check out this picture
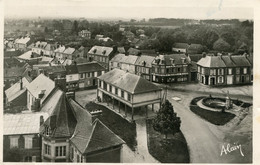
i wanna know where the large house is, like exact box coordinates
[197,54,253,86]
[88,46,116,69]
[62,47,79,60]
[14,36,31,51]
[78,30,91,39]
[30,41,56,57]
[151,54,192,83]
[135,55,156,81]
[97,69,162,121]
[110,54,138,74]
[65,65,79,91]
[54,45,66,60]
[77,62,106,89]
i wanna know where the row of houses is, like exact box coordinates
[4,74,125,162]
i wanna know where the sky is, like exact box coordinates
[4,0,254,20]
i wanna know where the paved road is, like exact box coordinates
[166,90,236,163]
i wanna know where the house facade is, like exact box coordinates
[77,62,106,89]
[65,65,79,91]
[110,54,138,74]
[135,55,156,81]
[78,30,91,39]
[197,54,253,86]
[151,54,192,83]
[14,37,31,51]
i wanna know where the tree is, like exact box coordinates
[213,38,231,52]
[153,100,181,139]
[3,147,23,162]
[72,20,79,34]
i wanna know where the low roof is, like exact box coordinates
[65,65,78,74]
[63,47,76,54]
[135,55,156,67]
[69,99,125,154]
[5,77,31,102]
[18,51,42,60]
[77,62,106,73]
[98,69,161,94]
[26,74,55,103]
[88,46,114,56]
[197,55,226,68]
[4,112,48,135]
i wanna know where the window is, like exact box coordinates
[155,67,158,73]
[81,155,84,163]
[115,88,118,95]
[243,68,247,74]
[80,73,84,79]
[103,82,107,90]
[236,68,240,74]
[236,76,240,83]
[198,66,201,72]
[177,68,181,73]
[201,68,205,74]
[183,67,187,73]
[109,85,112,92]
[10,136,18,148]
[161,68,165,74]
[70,147,74,160]
[210,69,215,75]
[77,154,80,162]
[55,146,66,157]
[44,144,51,155]
[228,68,232,75]
[99,80,101,87]
[24,136,33,149]
[45,126,50,136]
[128,93,131,101]
[218,69,224,75]
[121,90,124,98]
[166,68,169,74]
[218,76,223,83]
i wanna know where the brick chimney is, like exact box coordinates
[40,116,44,126]
[20,77,23,90]
[90,109,103,123]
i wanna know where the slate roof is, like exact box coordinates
[153,54,191,65]
[5,77,31,102]
[4,66,27,79]
[197,55,226,68]
[36,65,66,74]
[65,65,78,74]
[69,99,125,155]
[26,74,55,103]
[111,54,138,65]
[4,112,49,135]
[77,62,106,73]
[41,92,77,138]
[98,69,161,94]
[230,55,252,67]
[221,55,236,67]
[135,55,156,67]
[88,46,114,56]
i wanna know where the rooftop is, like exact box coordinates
[98,69,161,94]
[135,55,156,67]
[88,46,114,56]
[77,62,106,73]
[111,54,139,65]
[153,54,191,65]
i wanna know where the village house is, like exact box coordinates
[110,54,138,74]
[97,69,162,121]
[78,46,88,58]
[17,51,42,64]
[62,47,79,60]
[54,45,66,60]
[78,30,91,39]
[151,54,192,83]
[33,65,67,81]
[14,36,31,51]
[88,46,116,69]
[26,74,56,111]
[135,55,156,81]
[172,43,204,54]
[77,62,106,89]
[4,112,48,162]
[65,65,79,91]
[123,31,135,40]
[31,41,48,55]
[197,54,253,86]
[5,77,32,109]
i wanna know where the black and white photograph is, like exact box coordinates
[1,0,258,163]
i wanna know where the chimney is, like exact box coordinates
[38,90,45,99]
[181,57,186,64]
[40,116,44,126]
[20,77,23,90]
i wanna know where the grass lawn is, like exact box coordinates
[190,97,236,125]
[146,119,190,163]
[85,102,137,151]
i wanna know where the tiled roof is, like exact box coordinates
[111,54,139,65]
[15,37,30,44]
[221,56,236,67]
[26,74,55,103]
[135,55,156,67]
[230,55,252,67]
[5,77,31,102]
[197,55,226,68]
[77,62,106,73]
[98,69,161,94]
[4,112,48,135]
[65,65,78,74]
[63,47,76,54]
[88,46,114,56]
[41,92,77,138]
[17,51,42,60]
[153,54,191,65]
[69,99,125,154]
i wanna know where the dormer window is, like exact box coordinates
[102,50,106,55]
[45,126,50,136]
[93,49,97,54]
[181,57,186,63]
